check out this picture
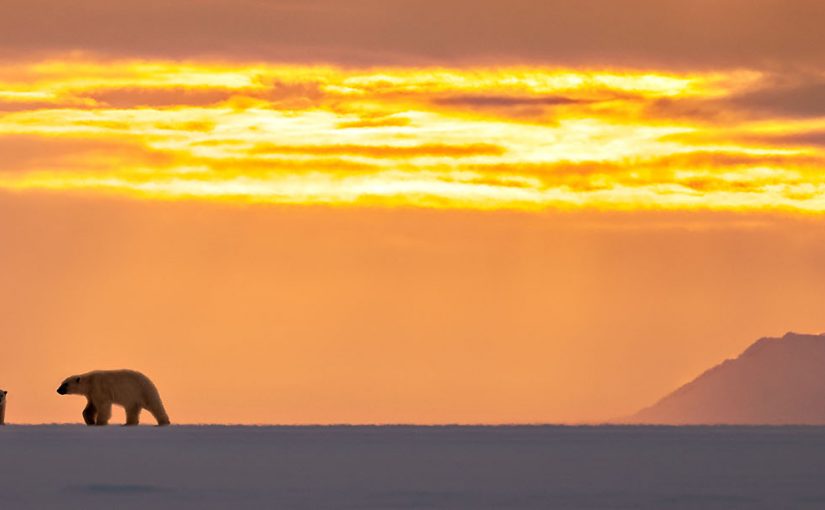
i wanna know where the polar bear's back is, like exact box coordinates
[85,370,163,408]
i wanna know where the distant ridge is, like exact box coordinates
[628,332,825,425]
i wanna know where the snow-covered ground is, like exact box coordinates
[1,425,824,509]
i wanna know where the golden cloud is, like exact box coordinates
[1,59,824,212]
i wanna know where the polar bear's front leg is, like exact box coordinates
[94,401,112,426]
[82,400,97,426]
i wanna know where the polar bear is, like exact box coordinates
[0,390,6,425]
[57,370,170,426]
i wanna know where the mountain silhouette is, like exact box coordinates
[629,332,825,424]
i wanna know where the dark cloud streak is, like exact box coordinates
[731,81,825,118]
[740,131,825,149]
[434,95,583,107]
[648,76,825,123]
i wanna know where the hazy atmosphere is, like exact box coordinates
[3,198,825,423]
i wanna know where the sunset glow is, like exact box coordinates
[4,0,825,429]
[3,59,823,211]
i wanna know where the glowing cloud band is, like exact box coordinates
[1,59,823,211]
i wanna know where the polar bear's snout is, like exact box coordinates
[56,383,68,395]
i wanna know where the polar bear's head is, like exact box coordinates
[56,375,90,395]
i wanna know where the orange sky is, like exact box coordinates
[1,0,825,423]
